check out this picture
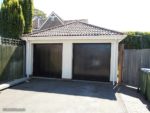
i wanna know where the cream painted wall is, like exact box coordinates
[26,41,33,78]
[110,42,119,83]
[62,42,73,79]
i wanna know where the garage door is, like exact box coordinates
[33,44,62,78]
[73,43,111,82]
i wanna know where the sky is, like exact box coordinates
[0,0,150,32]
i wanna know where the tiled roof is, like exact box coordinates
[27,21,124,37]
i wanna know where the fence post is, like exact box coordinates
[23,45,26,77]
[0,37,1,45]
[118,44,124,84]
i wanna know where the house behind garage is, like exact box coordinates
[22,12,126,84]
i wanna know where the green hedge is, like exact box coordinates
[120,32,150,49]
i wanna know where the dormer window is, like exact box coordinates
[51,15,56,21]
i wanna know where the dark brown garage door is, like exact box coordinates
[33,44,62,78]
[73,43,111,82]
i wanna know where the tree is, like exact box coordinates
[20,0,33,34]
[0,0,25,38]
[34,8,47,19]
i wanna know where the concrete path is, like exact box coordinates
[0,78,126,113]
[118,86,150,113]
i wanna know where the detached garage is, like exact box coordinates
[22,12,126,84]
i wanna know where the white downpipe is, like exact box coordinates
[110,42,118,85]
[26,42,30,78]
[114,42,118,85]
[38,18,40,29]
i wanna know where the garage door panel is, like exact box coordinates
[73,43,111,82]
[33,44,62,78]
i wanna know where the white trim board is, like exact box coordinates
[22,35,126,42]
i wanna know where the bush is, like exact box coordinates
[120,32,150,49]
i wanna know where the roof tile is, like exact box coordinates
[27,21,124,37]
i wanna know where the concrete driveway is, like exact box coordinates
[0,78,127,113]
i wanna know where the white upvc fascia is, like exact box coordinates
[28,40,115,44]
[21,35,127,42]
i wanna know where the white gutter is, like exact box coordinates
[21,35,127,41]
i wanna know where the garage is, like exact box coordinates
[73,43,111,82]
[23,20,126,84]
[33,44,62,78]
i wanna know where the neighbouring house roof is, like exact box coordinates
[27,21,124,37]
[39,11,89,31]
[32,16,46,30]
[39,12,64,30]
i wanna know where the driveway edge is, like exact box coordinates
[0,77,28,91]
[116,92,129,113]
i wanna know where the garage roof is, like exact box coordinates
[26,21,124,37]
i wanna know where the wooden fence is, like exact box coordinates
[121,49,150,86]
[0,38,26,84]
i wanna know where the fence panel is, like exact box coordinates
[122,49,150,86]
[0,38,25,84]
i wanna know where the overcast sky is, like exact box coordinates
[0,0,150,32]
